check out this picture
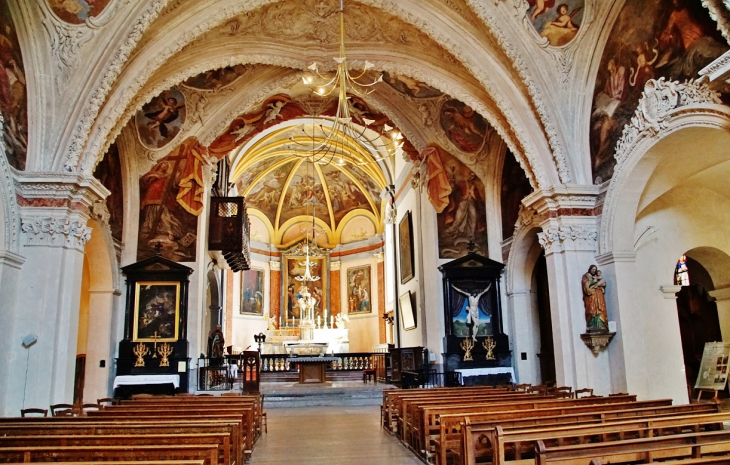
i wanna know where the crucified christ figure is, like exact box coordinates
[452,284,492,341]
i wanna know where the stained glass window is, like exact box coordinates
[675,255,690,286]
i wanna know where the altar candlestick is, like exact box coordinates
[331,316,334,327]
[317,315,321,328]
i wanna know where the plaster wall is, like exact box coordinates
[231,260,269,352]
[396,186,423,349]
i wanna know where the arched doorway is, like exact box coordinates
[74,220,116,403]
[533,252,556,384]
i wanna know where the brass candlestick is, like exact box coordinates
[149,331,161,358]
[483,337,497,360]
[158,342,173,367]
[132,342,149,367]
[460,338,474,362]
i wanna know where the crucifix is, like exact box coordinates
[149,331,162,358]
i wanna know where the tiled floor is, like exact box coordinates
[252,405,422,464]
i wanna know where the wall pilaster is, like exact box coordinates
[0,173,108,416]
[269,260,281,328]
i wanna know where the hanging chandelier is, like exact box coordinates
[287,0,404,167]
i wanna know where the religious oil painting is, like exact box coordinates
[284,255,327,322]
[590,0,727,183]
[0,1,27,171]
[136,88,187,150]
[347,265,372,315]
[381,71,443,99]
[240,268,264,315]
[440,99,489,153]
[449,282,493,339]
[528,0,584,47]
[183,64,250,91]
[399,211,414,284]
[137,146,200,262]
[93,142,124,241]
[133,281,180,342]
[437,149,488,259]
[47,0,112,25]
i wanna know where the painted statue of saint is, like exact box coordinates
[582,265,608,331]
[452,284,492,341]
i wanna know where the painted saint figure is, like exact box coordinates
[452,284,492,341]
[582,265,608,331]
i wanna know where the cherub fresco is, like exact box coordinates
[381,71,443,99]
[440,100,489,153]
[529,0,584,47]
[590,0,727,183]
[47,0,112,25]
[136,89,187,149]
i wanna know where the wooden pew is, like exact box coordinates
[534,429,730,464]
[0,444,219,465]
[86,411,254,459]
[414,395,639,455]
[455,403,721,465]
[383,387,512,432]
[0,434,232,465]
[0,462,205,465]
[0,420,243,465]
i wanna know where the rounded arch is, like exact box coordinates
[506,225,544,295]
[685,247,730,292]
[67,0,562,190]
[600,103,730,255]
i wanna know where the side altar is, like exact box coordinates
[115,253,192,395]
[439,253,513,385]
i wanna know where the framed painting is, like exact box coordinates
[400,290,416,331]
[133,281,181,342]
[283,255,327,324]
[399,211,414,284]
[241,268,265,315]
[347,265,372,315]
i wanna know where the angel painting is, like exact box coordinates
[47,0,112,25]
[529,0,584,47]
[136,89,187,149]
[440,100,488,153]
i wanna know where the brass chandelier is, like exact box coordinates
[287,0,404,167]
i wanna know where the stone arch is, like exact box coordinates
[0,115,19,254]
[62,0,562,190]
[78,219,118,402]
[600,80,730,256]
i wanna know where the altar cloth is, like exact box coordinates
[113,374,180,390]
[455,367,515,383]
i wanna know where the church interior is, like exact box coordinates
[4,0,730,462]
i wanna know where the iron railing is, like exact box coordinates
[401,370,463,389]
[197,358,234,391]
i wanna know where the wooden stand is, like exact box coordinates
[287,357,338,384]
[696,388,719,402]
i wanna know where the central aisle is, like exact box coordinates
[252,405,421,464]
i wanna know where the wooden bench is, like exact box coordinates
[534,429,730,464]
[0,433,232,465]
[454,403,721,465]
[0,420,243,465]
[0,462,204,465]
[415,395,639,455]
[0,444,219,465]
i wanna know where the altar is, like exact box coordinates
[287,357,339,384]
[263,328,349,355]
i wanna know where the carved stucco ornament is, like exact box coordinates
[20,217,92,251]
[614,78,722,165]
[580,331,615,356]
[537,225,598,255]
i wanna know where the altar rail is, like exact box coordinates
[261,352,374,372]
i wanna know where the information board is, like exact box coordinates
[695,342,730,390]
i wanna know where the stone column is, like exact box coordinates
[710,288,730,342]
[224,270,234,347]
[508,289,540,386]
[269,261,281,328]
[376,252,386,344]
[330,260,341,317]
[0,173,107,416]
[524,185,613,393]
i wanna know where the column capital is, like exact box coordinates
[330,260,341,271]
[710,287,730,302]
[660,284,683,299]
[269,260,281,271]
[523,184,600,216]
[537,219,598,255]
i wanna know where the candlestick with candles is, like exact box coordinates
[316,315,321,329]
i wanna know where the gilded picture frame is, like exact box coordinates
[133,281,181,342]
[399,211,414,284]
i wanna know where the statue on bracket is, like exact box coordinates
[451,284,492,342]
[580,265,615,355]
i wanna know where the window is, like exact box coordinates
[675,255,690,286]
